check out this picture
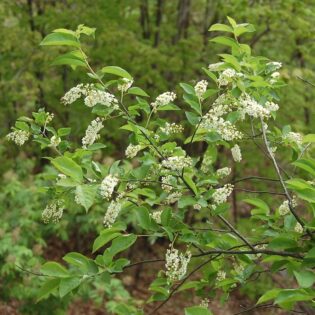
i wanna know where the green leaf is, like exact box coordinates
[274,289,315,304]
[210,36,239,51]
[257,288,281,304]
[128,87,149,97]
[40,32,80,47]
[101,66,132,80]
[209,23,233,33]
[52,50,87,68]
[243,198,269,214]
[63,252,89,268]
[75,185,97,211]
[58,128,71,137]
[234,23,256,37]
[185,306,213,315]
[93,229,122,253]
[293,270,315,288]
[59,277,81,298]
[51,156,83,183]
[86,143,106,150]
[292,158,315,177]
[105,234,137,258]
[37,279,60,302]
[136,207,155,230]
[183,174,198,196]
[41,262,69,278]
[268,237,298,250]
[180,83,195,95]
[303,134,315,143]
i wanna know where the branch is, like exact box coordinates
[218,214,255,250]
[260,117,313,239]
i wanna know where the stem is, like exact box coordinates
[217,214,255,250]
[260,117,313,238]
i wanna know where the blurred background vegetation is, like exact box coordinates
[1,0,315,314]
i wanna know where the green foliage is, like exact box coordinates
[2,1,315,314]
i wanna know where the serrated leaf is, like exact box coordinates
[41,262,69,278]
[51,156,83,183]
[294,270,315,288]
[93,229,121,253]
[101,66,132,80]
[40,32,80,47]
[75,185,97,211]
[59,277,81,298]
[209,23,233,33]
[256,288,281,304]
[128,87,149,97]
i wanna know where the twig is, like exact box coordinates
[260,117,313,239]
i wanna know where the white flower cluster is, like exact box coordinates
[117,78,133,92]
[6,130,30,146]
[283,132,303,147]
[200,114,243,141]
[50,135,61,147]
[45,112,55,124]
[84,89,118,108]
[212,184,234,206]
[217,68,242,87]
[165,191,182,204]
[233,262,244,274]
[239,94,271,119]
[151,91,176,112]
[61,84,118,109]
[165,246,191,282]
[279,197,297,216]
[216,167,231,178]
[200,298,210,308]
[161,175,175,192]
[61,83,85,105]
[201,156,213,173]
[193,204,202,210]
[151,210,162,224]
[100,174,119,200]
[231,144,242,162]
[267,61,282,70]
[162,156,192,172]
[216,270,226,282]
[160,122,184,135]
[42,200,65,224]
[265,101,279,113]
[103,201,121,227]
[125,144,141,158]
[194,80,208,99]
[294,222,303,234]
[82,117,104,149]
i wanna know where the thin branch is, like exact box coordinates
[232,176,280,184]
[218,214,255,250]
[234,188,285,195]
[260,117,313,239]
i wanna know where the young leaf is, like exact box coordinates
[40,32,80,47]
[101,66,132,80]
